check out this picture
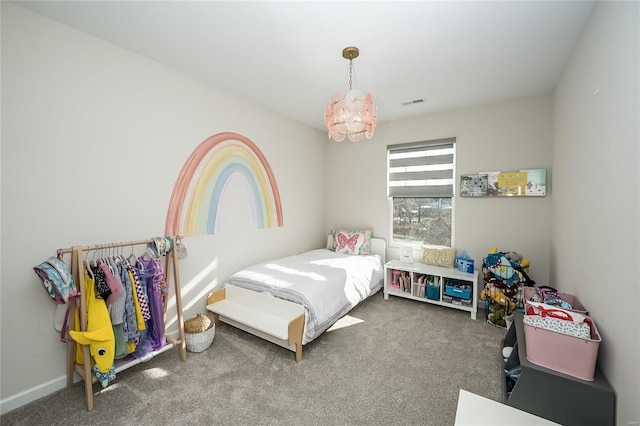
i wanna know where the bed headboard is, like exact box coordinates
[326,234,386,264]
[370,238,386,263]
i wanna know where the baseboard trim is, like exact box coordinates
[0,374,71,415]
[0,331,180,415]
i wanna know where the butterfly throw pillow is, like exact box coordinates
[333,229,372,255]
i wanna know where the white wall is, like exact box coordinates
[326,95,554,287]
[0,3,326,411]
[553,1,639,423]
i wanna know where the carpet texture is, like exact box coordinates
[1,292,505,425]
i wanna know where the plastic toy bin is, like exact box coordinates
[455,257,474,273]
[444,278,472,300]
[523,315,601,381]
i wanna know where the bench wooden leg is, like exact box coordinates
[288,314,305,363]
[207,289,226,327]
[295,343,302,363]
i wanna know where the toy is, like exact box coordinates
[69,273,115,374]
[505,251,523,263]
[484,250,534,287]
[391,270,402,288]
[483,247,536,328]
[484,252,519,286]
[481,283,516,310]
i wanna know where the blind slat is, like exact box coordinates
[389,185,454,198]
[389,153,453,168]
[387,137,456,153]
[388,169,453,182]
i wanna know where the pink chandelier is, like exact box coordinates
[324,46,377,142]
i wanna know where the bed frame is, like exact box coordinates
[205,236,386,362]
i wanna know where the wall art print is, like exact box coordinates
[460,174,488,197]
[165,132,283,237]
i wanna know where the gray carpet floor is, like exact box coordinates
[1,292,505,425]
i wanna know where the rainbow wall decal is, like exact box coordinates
[165,132,283,236]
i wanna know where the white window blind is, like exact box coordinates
[387,138,456,198]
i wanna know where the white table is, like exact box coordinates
[454,389,559,425]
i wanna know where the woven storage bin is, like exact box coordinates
[184,313,215,353]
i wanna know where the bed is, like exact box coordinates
[206,233,386,362]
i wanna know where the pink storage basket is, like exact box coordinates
[523,287,589,315]
[523,313,601,381]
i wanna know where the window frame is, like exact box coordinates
[387,138,456,249]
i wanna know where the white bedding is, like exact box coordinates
[225,248,383,344]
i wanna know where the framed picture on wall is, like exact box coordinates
[497,172,527,196]
[521,168,547,196]
[460,174,488,197]
[479,171,500,197]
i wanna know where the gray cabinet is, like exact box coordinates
[503,313,616,425]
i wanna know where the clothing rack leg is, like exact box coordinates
[161,246,186,361]
[72,247,94,411]
[66,332,75,389]
[171,249,187,361]
[67,252,80,390]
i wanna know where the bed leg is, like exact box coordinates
[288,314,305,363]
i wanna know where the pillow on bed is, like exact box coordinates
[332,229,372,255]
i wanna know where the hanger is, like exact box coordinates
[111,246,121,267]
[97,244,108,266]
[88,248,97,267]
[99,247,113,274]
[127,244,138,266]
[83,259,95,280]
[140,249,153,262]
[101,245,112,266]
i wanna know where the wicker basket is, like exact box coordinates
[184,313,215,353]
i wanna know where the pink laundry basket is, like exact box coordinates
[523,313,601,381]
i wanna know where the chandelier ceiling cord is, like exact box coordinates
[324,46,377,142]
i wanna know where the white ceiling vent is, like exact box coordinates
[401,98,425,106]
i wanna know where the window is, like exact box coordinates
[388,138,456,247]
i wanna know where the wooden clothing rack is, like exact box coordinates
[60,237,186,411]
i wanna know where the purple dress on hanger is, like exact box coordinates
[136,256,166,352]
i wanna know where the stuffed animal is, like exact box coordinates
[484,252,520,286]
[70,270,115,374]
[481,283,516,310]
[505,251,523,263]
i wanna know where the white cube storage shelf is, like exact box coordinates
[383,259,478,319]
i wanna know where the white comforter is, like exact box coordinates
[225,249,383,344]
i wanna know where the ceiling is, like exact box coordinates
[14,1,595,132]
